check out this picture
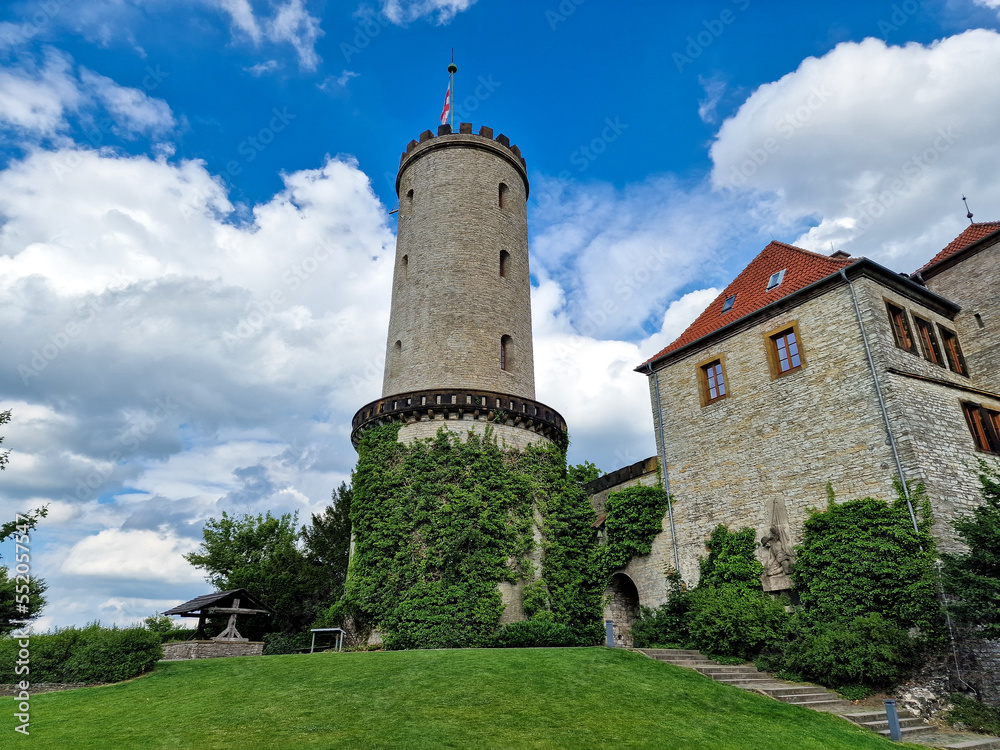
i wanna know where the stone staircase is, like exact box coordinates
[636,649,1000,749]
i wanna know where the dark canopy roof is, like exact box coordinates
[162,589,273,617]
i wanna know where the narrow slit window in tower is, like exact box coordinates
[499,250,509,278]
[500,335,512,371]
[401,254,408,278]
[391,340,402,377]
[499,183,508,208]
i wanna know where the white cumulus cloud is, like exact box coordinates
[710,30,1000,270]
[61,529,204,583]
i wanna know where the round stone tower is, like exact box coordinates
[352,123,566,450]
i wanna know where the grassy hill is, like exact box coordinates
[4,647,921,749]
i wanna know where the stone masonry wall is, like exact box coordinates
[922,238,1000,396]
[383,130,535,400]
[853,276,999,554]
[161,641,264,660]
[644,282,898,598]
[957,636,1000,704]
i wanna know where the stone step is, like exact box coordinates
[636,649,703,657]
[772,691,839,704]
[646,654,718,665]
[878,725,943,739]
[790,699,857,712]
[635,647,999,748]
[758,682,832,704]
[706,671,766,680]
[860,717,929,732]
[714,677,778,687]
[698,664,761,677]
[840,710,918,723]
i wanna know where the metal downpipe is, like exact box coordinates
[646,362,682,576]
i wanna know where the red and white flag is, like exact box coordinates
[439,85,451,125]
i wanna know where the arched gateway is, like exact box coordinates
[603,573,640,648]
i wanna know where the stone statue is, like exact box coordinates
[760,526,793,577]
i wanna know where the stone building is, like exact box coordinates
[603,228,1000,605]
[589,224,999,693]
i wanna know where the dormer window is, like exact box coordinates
[721,294,736,313]
[766,269,786,291]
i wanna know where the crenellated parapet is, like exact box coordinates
[396,123,528,198]
[351,388,567,448]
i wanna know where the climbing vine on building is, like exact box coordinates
[594,484,672,577]
[343,424,603,649]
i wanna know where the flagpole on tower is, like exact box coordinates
[448,50,457,130]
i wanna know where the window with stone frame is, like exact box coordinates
[698,358,727,405]
[766,324,804,378]
[939,325,969,376]
[962,402,1000,453]
[913,315,943,366]
[886,301,917,354]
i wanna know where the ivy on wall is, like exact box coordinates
[343,424,603,649]
[595,485,672,577]
[792,481,943,639]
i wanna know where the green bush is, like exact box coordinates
[780,614,915,690]
[698,526,764,592]
[0,624,162,683]
[263,631,313,655]
[686,585,789,661]
[62,626,163,683]
[490,619,577,648]
[942,460,1000,639]
[946,693,1000,735]
[632,574,693,649]
[793,487,943,641]
[632,530,788,660]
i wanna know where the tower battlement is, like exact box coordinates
[396,124,528,198]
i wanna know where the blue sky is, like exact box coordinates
[2,0,1000,629]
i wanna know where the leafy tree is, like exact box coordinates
[301,482,353,605]
[184,511,326,637]
[567,461,601,486]
[0,568,47,636]
[0,410,48,634]
[941,459,1000,638]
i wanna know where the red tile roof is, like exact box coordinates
[641,241,858,366]
[914,221,1000,277]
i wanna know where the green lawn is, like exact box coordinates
[3,647,921,749]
